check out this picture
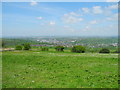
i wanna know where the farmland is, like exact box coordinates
[2,36,119,88]
[2,50,118,88]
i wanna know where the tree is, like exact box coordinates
[23,43,31,50]
[41,47,49,51]
[55,46,64,51]
[15,45,22,50]
[99,48,110,53]
[71,45,85,53]
[2,40,6,48]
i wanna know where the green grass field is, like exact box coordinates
[2,51,118,88]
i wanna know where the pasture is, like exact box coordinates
[2,51,118,88]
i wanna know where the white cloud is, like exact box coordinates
[63,26,75,32]
[100,4,118,16]
[63,14,68,17]
[63,16,76,23]
[63,26,70,28]
[63,16,83,23]
[78,18,83,21]
[93,6,103,14]
[106,0,119,2]
[64,12,81,17]
[62,12,83,23]
[69,12,81,16]
[83,20,97,31]
[83,26,91,31]
[37,17,43,20]
[30,1,38,6]
[106,13,118,21]
[85,26,90,30]
[82,8,89,13]
[104,9,113,16]
[49,21,56,25]
[90,20,97,24]
[108,4,118,9]
[81,5,117,16]
[106,17,113,21]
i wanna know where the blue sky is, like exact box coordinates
[2,2,118,37]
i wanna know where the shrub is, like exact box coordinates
[71,45,85,53]
[99,48,110,53]
[113,50,120,53]
[41,47,49,51]
[15,45,22,50]
[2,41,6,48]
[23,43,31,50]
[55,46,64,51]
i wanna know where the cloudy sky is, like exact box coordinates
[2,2,118,37]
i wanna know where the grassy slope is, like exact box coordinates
[2,51,118,88]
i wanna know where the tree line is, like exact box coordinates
[14,43,118,54]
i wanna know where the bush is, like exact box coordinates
[23,43,31,50]
[41,47,49,51]
[113,50,120,53]
[55,46,64,51]
[72,45,85,53]
[2,41,6,48]
[99,48,110,53]
[15,45,22,50]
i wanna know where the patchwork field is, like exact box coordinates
[2,51,118,88]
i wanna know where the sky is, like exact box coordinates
[2,2,118,37]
